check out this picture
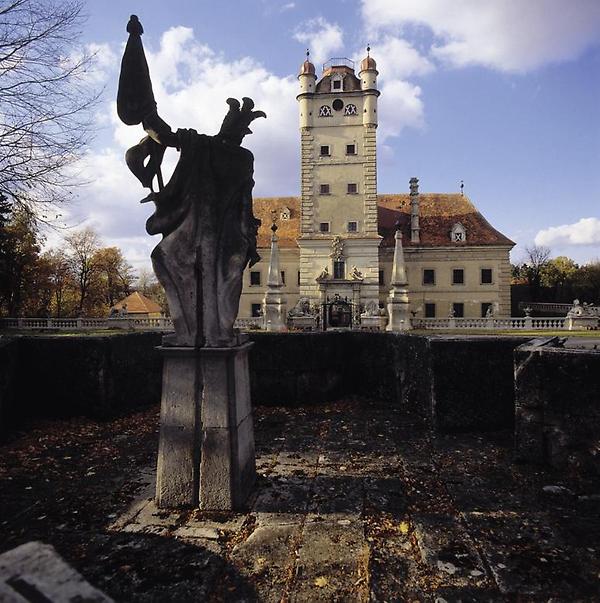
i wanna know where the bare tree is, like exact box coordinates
[0,0,98,214]
[523,245,551,300]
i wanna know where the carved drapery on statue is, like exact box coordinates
[117,15,264,347]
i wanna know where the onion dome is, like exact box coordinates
[299,49,315,75]
[360,45,377,71]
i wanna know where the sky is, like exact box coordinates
[50,0,600,272]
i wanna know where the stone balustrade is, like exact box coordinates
[0,315,585,332]
[0,317,174,330]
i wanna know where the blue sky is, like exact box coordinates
[57,0,600,271]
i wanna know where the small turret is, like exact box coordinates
[358,46,379,127]
[358,45,378,91]
[298,49,316,94]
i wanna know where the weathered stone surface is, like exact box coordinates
[155,347,201,508]
[515,340,600,470]
[199,343,256,511]
[429,336,530,432]
[0,541,113,602]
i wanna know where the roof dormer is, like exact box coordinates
[451,222,467,243]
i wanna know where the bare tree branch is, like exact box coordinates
[0,0,99,217]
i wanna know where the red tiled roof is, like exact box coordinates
[377,194,515,247]
[252,194,514,249]
[112,291,162,314]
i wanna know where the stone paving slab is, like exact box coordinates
[108,399,600,601]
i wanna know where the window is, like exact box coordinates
[344,104,358,116]
[453,303,464,318]
[346,144,356,155]
[481,302,493,317]
[347,221,358,232]
[425,303,436,318]
[251,303,262,318]
[319,105,332,117]
[423,269,435,285]
[454,231,464,242]
[333,260,345,279]
[378,270,384,286]
[332,80,342,91]
[319,222,330,233]
[319,183,330,195]
[452,269,464,285]
[320,145,330,156]
[280,271,285,285]
[332,98,344,110]
[481,268,493,284]
[297,271,301,286]
[347,183,358,194]
[250,271,261,286]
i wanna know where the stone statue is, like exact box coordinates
[330,235,344,260]
[289,297,312,317]
[117,15,265,348]
[349,265,363,280]
[485,305,493,318]
[362,300,380,317]
[316,266,329,280]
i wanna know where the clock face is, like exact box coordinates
[332,98,344,111]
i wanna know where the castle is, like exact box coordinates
[239,51,514,323]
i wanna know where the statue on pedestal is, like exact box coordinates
[117,15,264,510]
[117,15,265,348]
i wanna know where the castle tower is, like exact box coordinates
[296,48,381,311]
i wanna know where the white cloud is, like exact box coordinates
[535,217,600,247]
[55,25,299,273]
[378,79,425,142]
[362,0,600,72]
[369,36,434,80]
[293,17,344,66]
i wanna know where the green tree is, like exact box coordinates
[541,256,579,302]
[0,206,42,316]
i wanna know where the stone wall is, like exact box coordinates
[514,339,600,472]
[0,339,19,436]
[428,336,531,432]
[1,332,163,434]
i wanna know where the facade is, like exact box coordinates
[239,52,514,321]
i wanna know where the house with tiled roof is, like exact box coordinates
[111,291,163,318]
[239,52,514,321]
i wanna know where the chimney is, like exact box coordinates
[409,177,420,243]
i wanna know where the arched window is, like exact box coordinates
[319,105,332,117]
[344,104,358,116]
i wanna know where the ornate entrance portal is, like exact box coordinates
[322,294,355,329]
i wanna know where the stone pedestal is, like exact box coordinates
[386,290,411,331]
[155,342,256,511]
[199,342,256,510]
[263,291,287,332]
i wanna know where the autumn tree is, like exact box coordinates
[64,227,101,315]
[0,0,98,214]
[94,246,134,309]
[40,248,74,317]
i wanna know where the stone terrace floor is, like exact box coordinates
[1,398,600,601]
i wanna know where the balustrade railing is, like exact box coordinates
[411,317,566,330]
[0,315,575,332]
[0,317,174,331]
